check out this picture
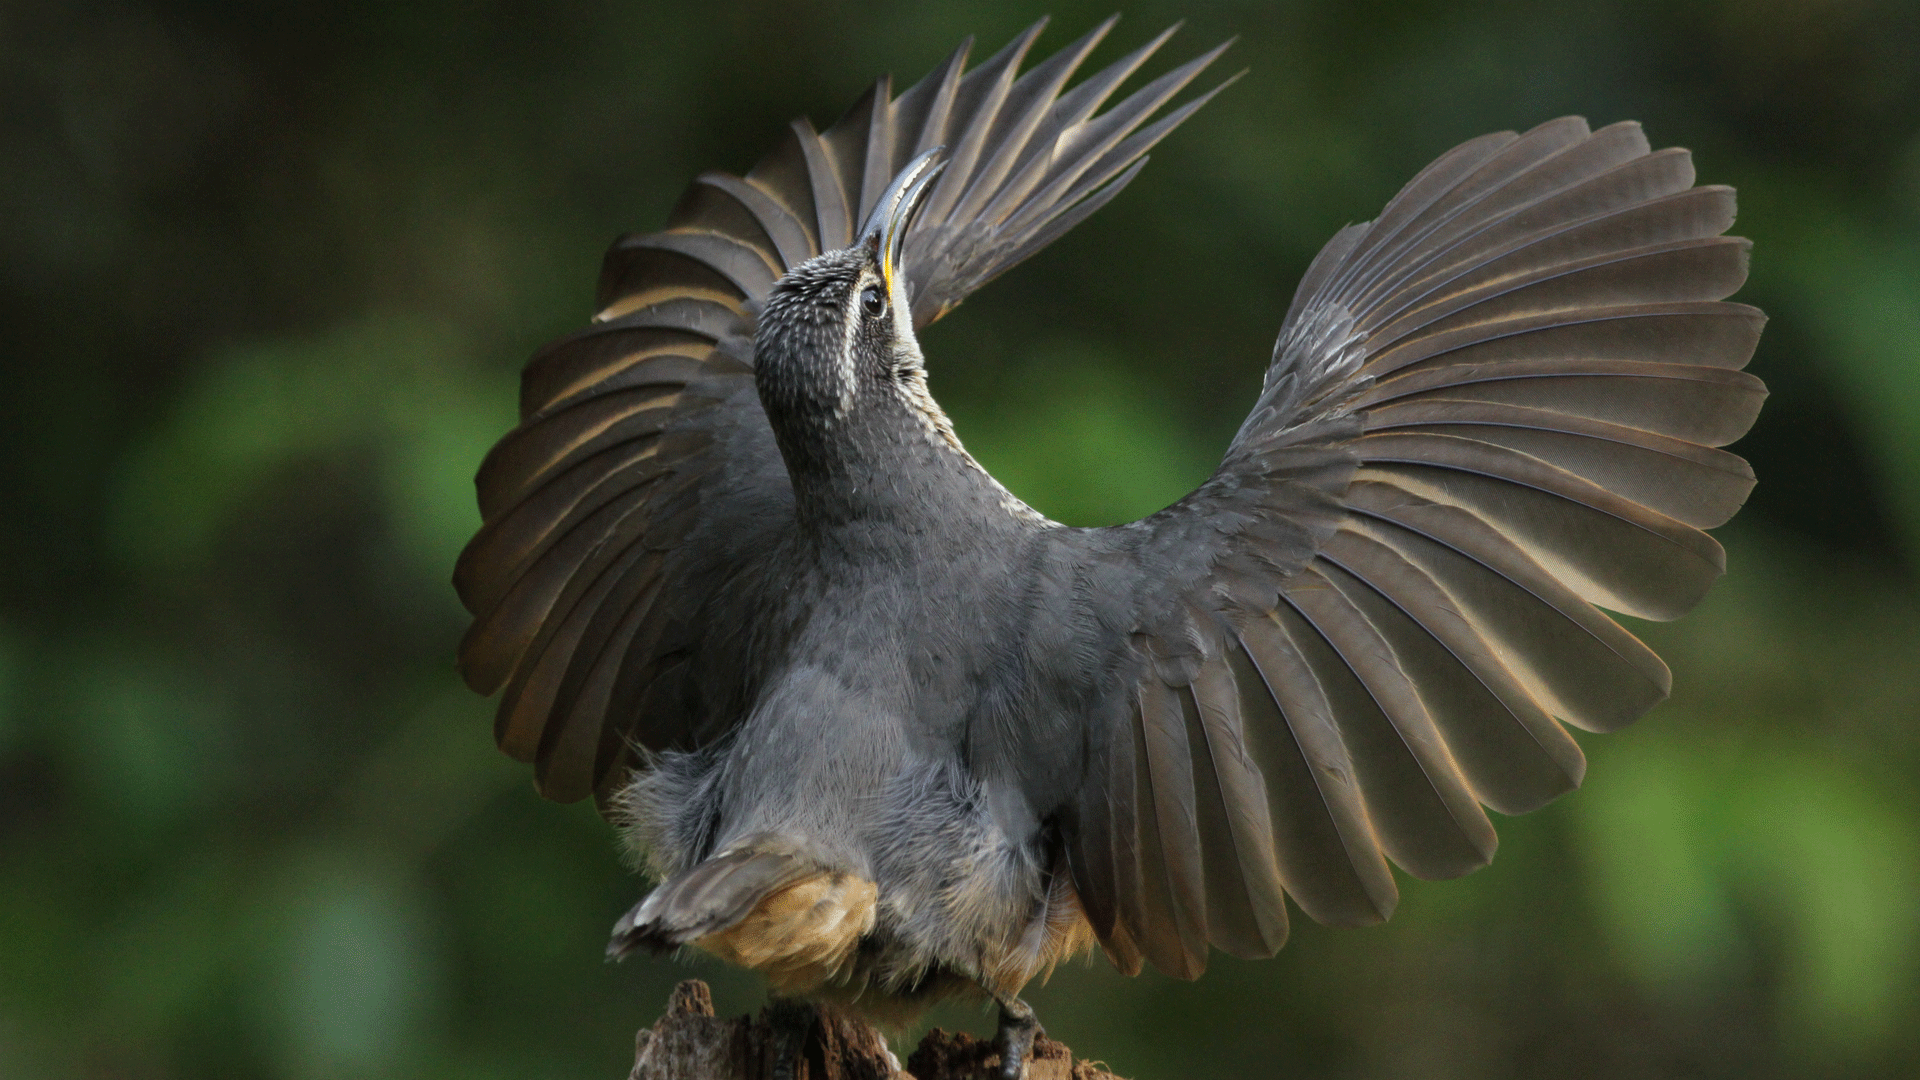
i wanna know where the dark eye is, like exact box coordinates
[860,285,886,318]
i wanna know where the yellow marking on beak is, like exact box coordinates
[861,147,947,301]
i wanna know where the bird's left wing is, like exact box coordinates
[1051,117,1766,978]
[454,20,1229,803]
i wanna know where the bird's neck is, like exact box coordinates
[768,378,1047,536]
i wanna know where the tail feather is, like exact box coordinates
[607,847,812,959]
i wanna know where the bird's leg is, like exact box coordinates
[765,998,817,1080]
[992,997,1042,1080]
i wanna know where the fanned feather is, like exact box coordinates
[1078,116,1763,976]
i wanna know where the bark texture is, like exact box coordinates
[628,981,1124,1080]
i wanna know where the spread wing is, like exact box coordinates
[452,19,1232,803]
[1058,117,1767,978]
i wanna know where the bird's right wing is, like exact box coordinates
[1055,117,1767,979]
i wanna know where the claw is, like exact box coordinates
[993,998,1042,1080]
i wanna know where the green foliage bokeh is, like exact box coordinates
[4,2,1919,1077]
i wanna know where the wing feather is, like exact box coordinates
[681,173,818,269]
[1058,117,1764,976]
[928,19,1116,231]
[1341,122,1661,313]
[1355,433,1727,620]
[1365,399,1756,528]
[1279,571,1497,880]
[1331,118,1595,310]
[905,25,1035,231]
[1362,357,1767,447]
[1098,693,1148,975]
[790,117,856,251]
[1137,677,1209,978]
[1314,526,1587,814]
[1342,482,1671,730]
[821,78,894,226]
[1186,660,1290,958]
[891,38,967,165]
[1231,612,1397,927]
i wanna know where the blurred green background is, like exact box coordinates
[4,1,1919,1077]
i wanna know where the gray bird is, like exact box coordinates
[454,18,1765,1078]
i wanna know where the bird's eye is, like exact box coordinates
[860,285,886,318]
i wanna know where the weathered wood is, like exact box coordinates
[628,981,1125,1080]
[906,1027,1124,1080]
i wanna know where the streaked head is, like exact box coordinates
[753,150,946,437]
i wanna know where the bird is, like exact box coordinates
[453,17,1766,1079]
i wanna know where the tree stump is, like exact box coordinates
[628,980,1125,1080]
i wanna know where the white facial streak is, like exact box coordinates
[828,270,871,422]
[881,268,1058,527]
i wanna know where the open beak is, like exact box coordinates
[860,147,947,302]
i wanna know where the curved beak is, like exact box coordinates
[860,147,947,300]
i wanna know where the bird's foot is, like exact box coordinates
[766,998,817,1080]
[993,998,1042,1080]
